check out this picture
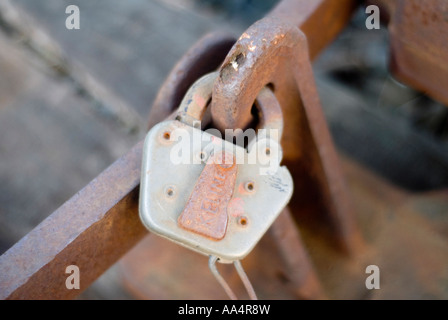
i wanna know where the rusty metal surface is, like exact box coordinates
[0,141,147,300]
[268,207,326,299]
[121,207,329,300]
[387,0,448,107]
[368,0,448,107]
[0,0,362,300]
[210,16,363,255]
[255,87,284,139]
[120,232,297,300]
[10,0,448,300]
[1,0,447,299]
[0,29,238,300]
[178,151,237,240]
[120,157,448,299]
[122,0,366,300]
[269,0,358,59]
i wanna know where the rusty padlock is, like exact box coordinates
[139,72,293,264]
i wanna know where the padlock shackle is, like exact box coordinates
[176,72,283,141]
[255,87,284,141]
[176,72,216,128]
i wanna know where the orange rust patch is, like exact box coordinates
[178,151,237,240]
[227,197,245,218]
[192,93,207,109]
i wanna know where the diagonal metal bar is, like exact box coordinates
[269,0,358,59]
[270,207,327,299]
[0,141,147,300]
[0,0,359,299]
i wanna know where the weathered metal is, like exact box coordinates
[269,0,358,59]
[387,0,448,107]
[268,207,327,299]
[139,71,294,263]
[178,151,238,240]
[0,0,361,300]
[211,16,364,255]
[120,158,448,299]
[0,141,147,299]
[365,0,448,107]
[7,0,448,300]
[123,0,363,299]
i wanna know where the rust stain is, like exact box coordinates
[192,92,207,109]
[178,151,237,240]
[227,197,245,218]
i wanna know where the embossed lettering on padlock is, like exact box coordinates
[139,72,293,262]
[178,151,237,240]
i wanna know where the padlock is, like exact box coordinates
[139,72,293,263]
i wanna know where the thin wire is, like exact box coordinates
[208,256,258,300]
[234,260,258,300]
[208,256,237,300]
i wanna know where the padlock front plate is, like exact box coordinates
[177,150,238,240]
[139,120,293,262]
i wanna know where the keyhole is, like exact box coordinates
[245,181,255,192]
[165,186,175,198]
[238,216,249,227]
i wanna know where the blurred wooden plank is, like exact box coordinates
[0,140,147,300]
[0,0,240,127]
[317,76,448,190]
[0,31,139,254]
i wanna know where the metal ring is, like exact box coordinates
[176,72,283,141]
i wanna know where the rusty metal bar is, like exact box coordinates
[366,0,448,107]
[0,0,360,299]
[0,141,147,299]
[0,29,238,300]
[388,0,448,107]
[210,0,358,132]
[269,0,358,59]
[210,16,363,254]
[269,207,326,299]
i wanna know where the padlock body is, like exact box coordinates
[139,120,293,262]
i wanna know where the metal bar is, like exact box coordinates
[269,0,358,59]
[210,16,363,254]
[388,0,448,107]
[0,0,360,299]
[366,0,448,107]
[0,30,238,300]
[0,141,147,300]
[211,0,358,132]
[269,207,326,300]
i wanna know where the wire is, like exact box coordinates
[209,256,237,300]
[234,260,258,300]
[208,255,258,300]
